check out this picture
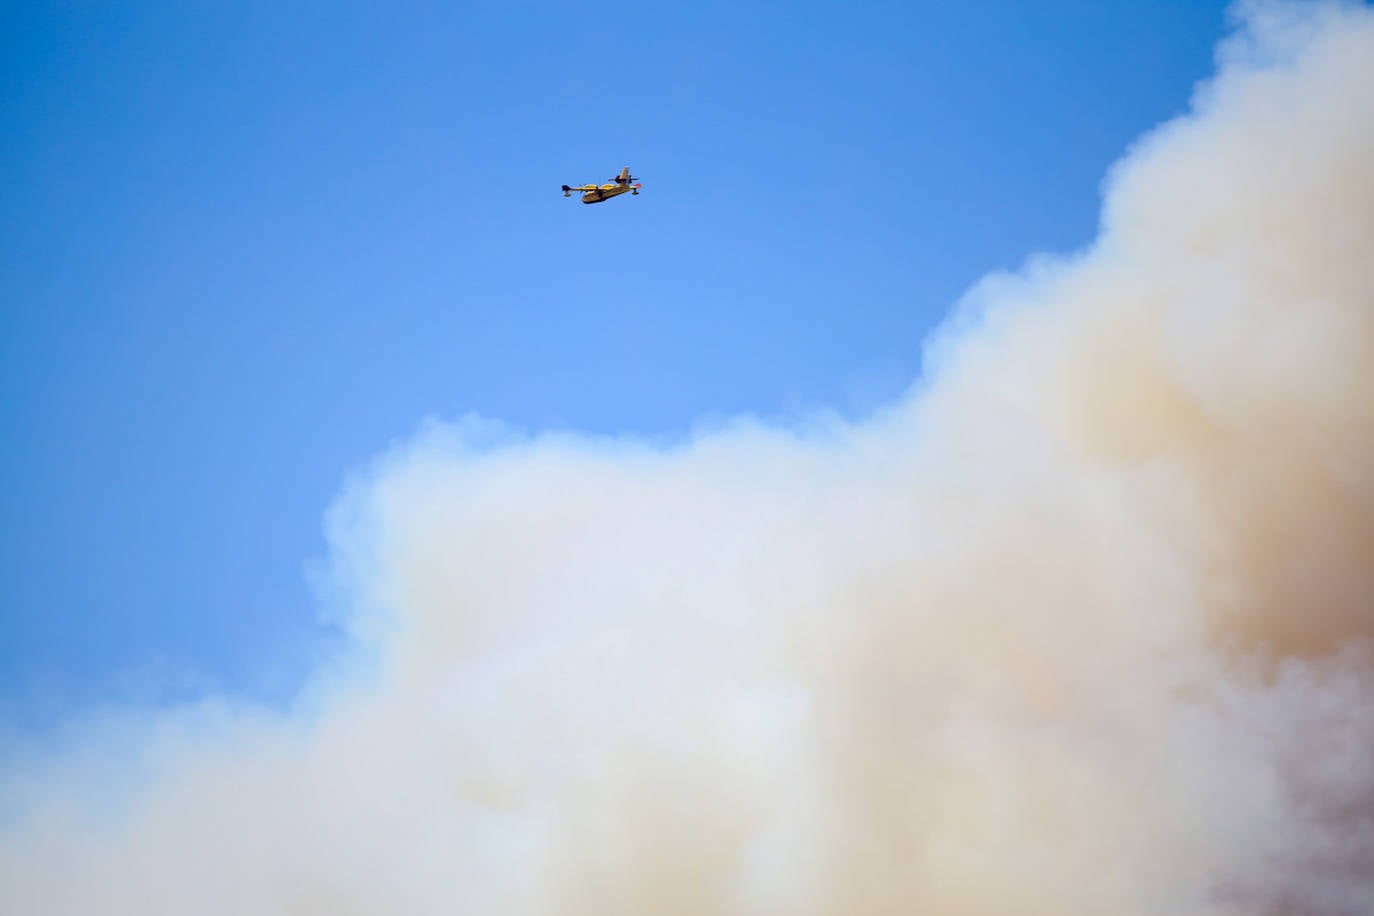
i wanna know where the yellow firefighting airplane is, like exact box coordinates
[562,167,642,204]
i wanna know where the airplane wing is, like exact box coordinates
[562,184,601,191]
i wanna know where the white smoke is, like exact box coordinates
[3,2,1373,913]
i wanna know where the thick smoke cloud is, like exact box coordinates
[4,2,1373,913]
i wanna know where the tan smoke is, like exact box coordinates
[3,2,1373,913]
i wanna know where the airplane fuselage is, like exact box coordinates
[580,184,636,204]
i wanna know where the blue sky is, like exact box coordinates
[2,0,1232,721]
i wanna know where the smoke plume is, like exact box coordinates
[4,2,1373,913]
